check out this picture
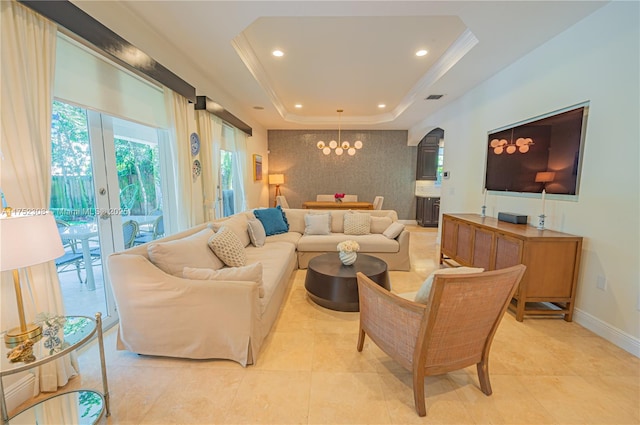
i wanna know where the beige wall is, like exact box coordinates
[410,2,639,354]
[267,130,417,219]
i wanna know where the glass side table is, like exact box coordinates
[0,313,110,424]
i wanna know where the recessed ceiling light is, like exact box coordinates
[294,104,302,109]
[415,49,428,57]
[378,104,386,109]
[272,50,284,57]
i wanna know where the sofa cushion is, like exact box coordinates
[304,212,332,235]
[210,213,251,247]
[265,231,302,245]
[245,242,296,313]
[207,226,247,267]
[370,215,393,234]
[147,228,224,276]
[282,208,306,234]
[254,206,289,236]
[414,267,485,304]
[183,262,264,297]
[383,221,405,239]
[247,218,266,247]
[297,233,399,253]
[344,212,371,235]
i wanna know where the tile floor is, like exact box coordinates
[17,226,640,424]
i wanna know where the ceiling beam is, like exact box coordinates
[19,0,196,103]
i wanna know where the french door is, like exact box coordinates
[51,100,168,329]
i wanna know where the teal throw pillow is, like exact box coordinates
[254,206,289,236]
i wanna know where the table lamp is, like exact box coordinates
[268,174,284,207]
[0,212,64,344]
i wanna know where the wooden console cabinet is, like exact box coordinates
[440,213,582,322]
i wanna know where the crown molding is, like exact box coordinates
[233,27,477,126]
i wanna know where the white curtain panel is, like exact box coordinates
[234,128,249,212]
[195,111,222,221]
[0,0,78,394]
[163,87,196,231]
[225,126,248,213]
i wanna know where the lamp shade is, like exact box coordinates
[268,174,284,185]
[0,213,64,271]
[535,171,556,183]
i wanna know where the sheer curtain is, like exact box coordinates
[196,111,222,221]
[234,128,250,212]
[0,0,78,394]
[164,88,197,230]
[224,125,248,213]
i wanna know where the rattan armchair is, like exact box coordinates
[356,264,526,416]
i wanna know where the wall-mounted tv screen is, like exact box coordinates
[485,103,588,196]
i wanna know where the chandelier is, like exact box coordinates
[490,129,534,154]
[317,109,363,156]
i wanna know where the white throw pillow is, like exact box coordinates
[414,267,485,304]
[183,262,264,297]
[344,212,371,235]
[304,213,331,235]
[207,226,247,267]
[147,228,224,276]
[383,221,404,239]
[247,218,266,247]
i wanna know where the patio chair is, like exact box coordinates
[356,264,526,416]
[55,219,84,282]
[122,220,139,249]
[134,215,164,245]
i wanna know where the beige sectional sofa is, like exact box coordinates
[107,208,409,366]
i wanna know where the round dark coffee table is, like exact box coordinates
[305,253,390,312]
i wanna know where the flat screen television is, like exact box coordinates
[484,102,589,196]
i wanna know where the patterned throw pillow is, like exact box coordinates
[207,226,247,267]
[344,213,371,235]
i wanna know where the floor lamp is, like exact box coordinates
[0,211,64,345]
[269,174,284,207]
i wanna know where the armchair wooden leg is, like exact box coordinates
[357,328,366,352]
[413,369,427,417]
[477,360,493,395]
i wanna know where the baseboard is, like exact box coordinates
[574,308,640,358]
[4,373,35,413]
[400,220,418,225]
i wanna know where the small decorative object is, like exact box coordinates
[7,339,36,363]
[337,240,360,265]
[190,132,201,156]
[192,159,202,178]
[537,188,547,230]
[334,193,345,203]
[37,313,69,355]
[481,188,487,218]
